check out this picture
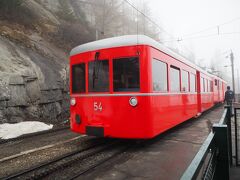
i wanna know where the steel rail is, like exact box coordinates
[69,145,130,180]
[3,140,119,180]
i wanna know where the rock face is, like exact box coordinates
[0,0,95,123]
[0,36,69,123]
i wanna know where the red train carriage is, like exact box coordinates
[69,35,226,139]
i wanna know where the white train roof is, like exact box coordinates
[70,35,224,81]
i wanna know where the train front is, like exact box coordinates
[69,42,151,139]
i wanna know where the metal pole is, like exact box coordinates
[213,124,230,180]
[226,106,233,166]
[234,108,239,166]
[230,51,236,101]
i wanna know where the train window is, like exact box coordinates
[210,81,213,92]
[219,81,222,91]
[152,59,168,92]
[170,66,180,92]
[88,60,109,92]
[215,79,218,86]
[207,80,209,92]
[208,80,211,92]
[201,77,204,92]
[181,70,189,92]
[205,79,208,92]
[72,63,85,93]
[113,57,139,92]
[190,73,196,92]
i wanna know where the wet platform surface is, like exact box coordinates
[82,105,225,180]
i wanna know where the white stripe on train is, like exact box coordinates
[71,92,215,97]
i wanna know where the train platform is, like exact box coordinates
[81,105,226,180]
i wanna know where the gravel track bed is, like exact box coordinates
[0,135,102,178]
[2,138,119,179]
[0,128,76,159]
[46,143,129,180]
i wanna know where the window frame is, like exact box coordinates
[170,65,181,92]
[189,73,196,92]
[71,63,86,94]
[152,58,168,92]
[181,69,189,92]
[210,80,213,92]
[112,56,140,92]
[205,79,208,92]
[88,59,110,93]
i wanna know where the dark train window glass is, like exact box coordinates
[152,59,167,92]
[207,80,210,92]
[210,81,213,92]
[215,79,218,86]
[170,66,180,92]
[72,64,85,93]
[207,80,209,92]
[181,70,189,92]
[113,57,139,92]
[88,60,109,92]
[190,73,196,92]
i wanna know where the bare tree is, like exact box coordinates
[79,0,165,41]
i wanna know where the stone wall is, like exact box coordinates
[0,35,69,123]
[0,0,97,124]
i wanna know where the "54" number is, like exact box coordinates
[94,102,102,111]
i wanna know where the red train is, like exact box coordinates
[69,35,226,139]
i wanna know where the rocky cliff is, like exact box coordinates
[0,0,95,123]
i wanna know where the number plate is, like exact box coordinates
[94,102,102,111]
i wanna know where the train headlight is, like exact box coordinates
[129,97,138,107]
[70,97,76,106]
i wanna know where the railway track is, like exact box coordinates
[0,136,84,164]
[3,139,130,180]
[0,126,69,145]
[68,145,129,180]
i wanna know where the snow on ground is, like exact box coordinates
[0,121,53,139]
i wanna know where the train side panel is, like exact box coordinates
[199,72,214,112]
[148,47,198,136]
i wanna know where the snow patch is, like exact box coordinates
[0,121,53,139]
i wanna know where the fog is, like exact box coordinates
[147,0,240,92]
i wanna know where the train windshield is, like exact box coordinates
[113,57,140,92]
[88,60,109,92]
[72,63,86,93]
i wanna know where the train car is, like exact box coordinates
[69,35,226,139]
